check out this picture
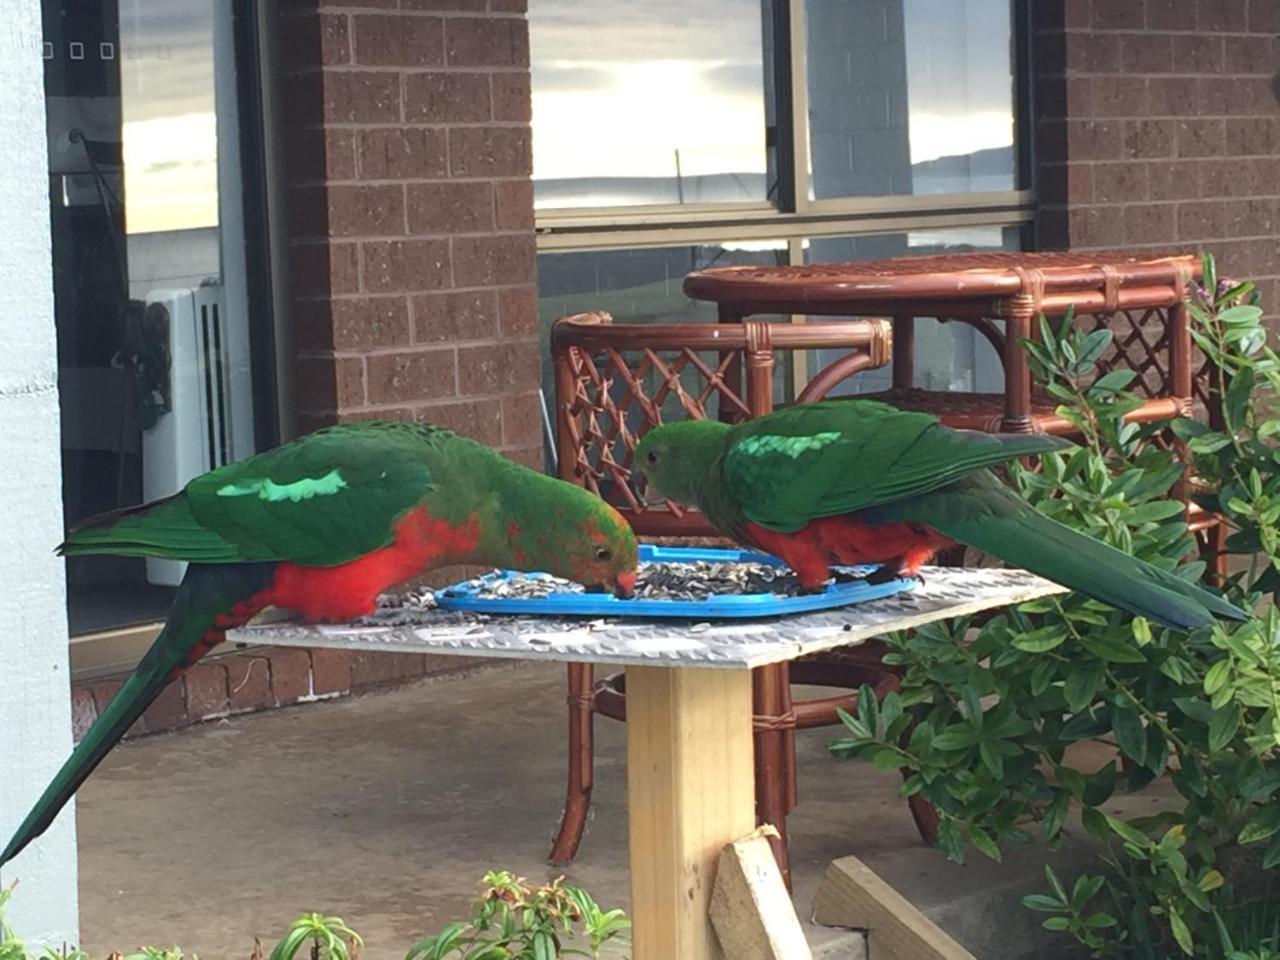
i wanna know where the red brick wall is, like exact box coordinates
[277,0,542,467]
[1033,0,1280,312]
[70,646,498,742]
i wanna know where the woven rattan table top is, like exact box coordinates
[684,250,1202,307]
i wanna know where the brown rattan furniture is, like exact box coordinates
[548,311,940,887]
[547,251,1228,884]
[683,250,1226,566]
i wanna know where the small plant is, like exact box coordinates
[0,884,95,960]
[405,871,630,960]
[268,914,362,960]
[1,869,623,960]
[1,884,24,960]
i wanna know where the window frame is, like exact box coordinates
[66,0,279,670]
[533,0,1035,251]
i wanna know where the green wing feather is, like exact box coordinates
[60,422,451,567]
[869,472,1247,631]
[720,400,1069,532]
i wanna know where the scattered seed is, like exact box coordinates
[462,560,829,602]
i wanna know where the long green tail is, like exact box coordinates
[0,562,275,870]
[875,472,1247,632]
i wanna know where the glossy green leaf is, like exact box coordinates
[1013,626,1067,653]
[969,825,1002,862]
[1111,704,1147,766]
[1078,634,1147,664]
[1169,908,1194,956]
[1064,667,1102,712]
[1237,804,1280,845]
[1208,703,1241,752]
[1021,894,1064,913]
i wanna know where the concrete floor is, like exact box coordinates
[68,660,1166,959]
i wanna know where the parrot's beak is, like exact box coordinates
[631,469,660,506]
[613,569,637,599]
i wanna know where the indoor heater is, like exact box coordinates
[141,283,254,586]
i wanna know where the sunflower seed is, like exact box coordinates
[455,560,828,602]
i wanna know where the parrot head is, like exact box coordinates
[632,420,731,510]
[542,492,639,598]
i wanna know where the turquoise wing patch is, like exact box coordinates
[735,432,842,460]
[216,468,349,503]
[185,424,440,566]
[718,400,1068,532]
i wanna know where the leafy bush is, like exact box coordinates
[829,254,1280,958]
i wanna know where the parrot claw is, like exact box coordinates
[863,565,916,586]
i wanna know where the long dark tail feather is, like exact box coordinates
[881,474,1247,633]
[57,494,242,562]
[63,492,184,538]
[0,562,275,871]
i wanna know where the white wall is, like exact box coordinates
[0,0,81,945]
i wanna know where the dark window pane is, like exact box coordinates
[806,0,1015,199]
[529,0,770,209]
[537,243,789,469]
[805,225,1021,395]
[46,0,260,633]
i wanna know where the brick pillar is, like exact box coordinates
[1033,0,1280,314]
[276,0,542,467]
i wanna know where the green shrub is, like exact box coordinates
[829,254,1280,958]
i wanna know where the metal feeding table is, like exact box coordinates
[230,567,1064,960]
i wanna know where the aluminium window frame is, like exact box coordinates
[68,0,280,676]
[533,0,1035,252]
[533,0,1035,396]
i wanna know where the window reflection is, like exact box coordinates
[805,225,1021,395]
[45,0,257,634]
[537,242,789,467]
[528,0,771,209]
[806,0,1015,199]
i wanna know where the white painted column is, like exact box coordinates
[0,0,81,946]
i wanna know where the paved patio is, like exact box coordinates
[69,660,1166,959]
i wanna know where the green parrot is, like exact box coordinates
[1,420,637,870]
[632,400,1245,631]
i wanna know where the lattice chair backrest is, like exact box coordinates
[551,311,892,537]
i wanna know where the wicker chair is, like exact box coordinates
[547,311,939,887]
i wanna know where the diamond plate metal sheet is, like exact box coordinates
[228,567,1065,670]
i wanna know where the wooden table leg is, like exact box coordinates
[625,666,755,960]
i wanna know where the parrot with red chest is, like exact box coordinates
[1,420,637,869]
[632,399,1245,631]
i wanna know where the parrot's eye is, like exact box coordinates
[646,450,658,464]
[595,547,611,561]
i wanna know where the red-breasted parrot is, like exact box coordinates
[1,420,637,869]
[632,400,1245,631]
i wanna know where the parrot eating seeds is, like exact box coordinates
[632,400,1245,633]
[1,420,637,870]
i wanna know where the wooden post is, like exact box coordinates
[626,666,756,960]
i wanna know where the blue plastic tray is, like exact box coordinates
[434,544,917,620]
